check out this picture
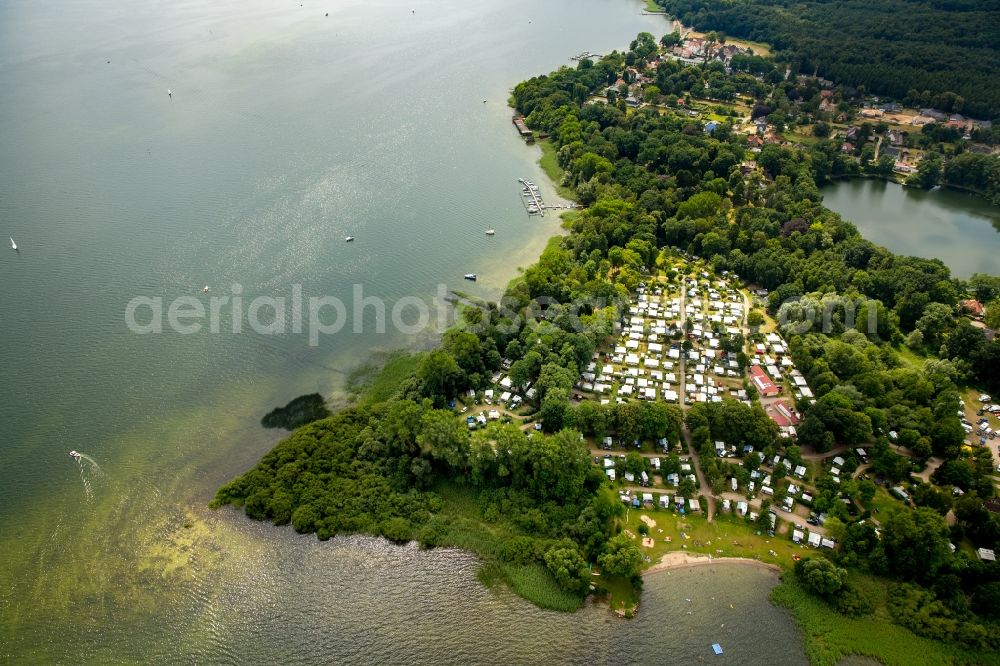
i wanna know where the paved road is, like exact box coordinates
[913,456,944,483]
[800,444,856,461]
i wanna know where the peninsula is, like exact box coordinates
[215,28,1000,665]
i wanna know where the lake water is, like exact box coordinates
[0,0,809,660]
[820,178,1000,278]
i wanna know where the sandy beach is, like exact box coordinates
[643,551,782,576]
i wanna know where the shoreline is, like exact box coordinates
[643,550,782,576]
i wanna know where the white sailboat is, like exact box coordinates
[9,236,17,251]
[485,229,495,236]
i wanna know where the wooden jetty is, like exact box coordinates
[512,116,534,142]
[519,178,544,217]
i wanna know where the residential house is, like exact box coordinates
[962,299,985,319]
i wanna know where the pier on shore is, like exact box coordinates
[519,178,544,217]
[512,116,534,142]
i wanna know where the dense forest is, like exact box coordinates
[656,0,1000,120]
[213,398,641,608]
[216,33,1000,649]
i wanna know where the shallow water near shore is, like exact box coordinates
[23,519,807,664]
[0,0,813,660]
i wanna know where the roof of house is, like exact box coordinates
[962,299,985,316]
[768,400,799,427]
[750,364,779,396]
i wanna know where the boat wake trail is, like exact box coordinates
[69,451,104,501]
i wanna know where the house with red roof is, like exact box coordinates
[962,299,984,319]
[750,364,779,397]
[767,400,800,427]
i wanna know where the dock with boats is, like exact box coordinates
[570,50,602,61]
[518,178,583,217]
[519,178,543,216]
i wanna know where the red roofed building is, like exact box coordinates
[750,365,779,397]
[768,400,800,427]
[962,299,984,319]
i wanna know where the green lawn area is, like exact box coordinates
[643,0,662,11]
[784,130,824,147]
[895,344,930,369]
[601,573,640,616]
[618,506,804,571]
[681,28,772,57]
[771,575,999,666]
[349,351,424,406]
[537,140,577,201]
[862,487,907,524]
[725,36,771,57]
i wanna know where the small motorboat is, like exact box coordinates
[345,236,354,242]
[9,236,17,251]
[167,88,172,98]
[464,273,477,281]
[68,450,81,460]
[485,229,495,235]
[202,286,210,293]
